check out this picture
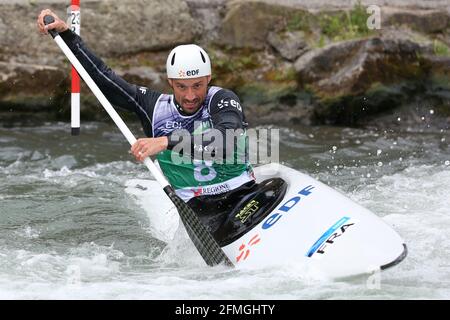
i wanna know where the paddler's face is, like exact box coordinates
[168,76,211,114]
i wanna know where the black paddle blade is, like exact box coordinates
[163,186,234,267]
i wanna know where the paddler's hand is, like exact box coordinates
[131,137,168,162]
[37,9,69,35]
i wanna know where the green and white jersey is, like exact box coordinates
[153,86,254,201]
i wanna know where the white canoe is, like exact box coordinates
[125,163,407,278]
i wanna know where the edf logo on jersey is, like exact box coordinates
[218,99,242,111]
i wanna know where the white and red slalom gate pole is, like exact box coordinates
[70,0,81,135]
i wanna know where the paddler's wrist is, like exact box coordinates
[53,19,70,33]
[159,136,168,151]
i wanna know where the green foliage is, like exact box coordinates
[433,40,450,57]
[319,1,373,42]
[285,2,375,48]
[271,68,297,82]
[317,35,326,48]
[210,50,260,74]
[287,12,311,32]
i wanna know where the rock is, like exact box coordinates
[240,0,450,10]
[184,0,228,42]
[293,35,449,125]
[427,55,450,76]
[116,66,164,91]
[246,98,314,126]
[79,0,199,56]
[1,4,63,58]
[0,16,6,46]
[294,36,430,99]
[0,0,198,115]
[219,0,312,49]
[267,30,309,61]
[2,0,198,57]
[0,60,69,111]
[384,8,450,34]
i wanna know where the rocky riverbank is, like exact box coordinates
[1,0,449,128]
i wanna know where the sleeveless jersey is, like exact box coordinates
[152,86,254,201]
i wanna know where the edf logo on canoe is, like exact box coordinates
[262,185,314,230]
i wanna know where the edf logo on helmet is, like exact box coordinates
[178,69,200,78]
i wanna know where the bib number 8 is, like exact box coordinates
[193,160,217,182]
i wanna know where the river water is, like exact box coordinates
[0,117,449,299]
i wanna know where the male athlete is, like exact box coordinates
[37,9,265,242]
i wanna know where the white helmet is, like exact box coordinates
[166,44,211,79]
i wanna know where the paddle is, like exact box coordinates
[43,15,233,267]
